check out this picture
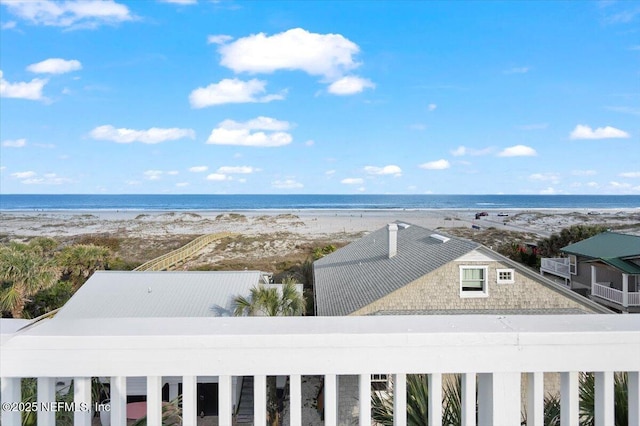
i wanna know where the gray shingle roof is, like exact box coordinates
[55,270,266,319]
[313,223,479,316]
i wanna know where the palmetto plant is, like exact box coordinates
[56,244,111,290]
[0,245,60,318]
[578,372,628,426]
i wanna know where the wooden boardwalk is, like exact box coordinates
[133,232,234,271]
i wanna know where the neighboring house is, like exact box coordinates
[540,231,640,313]
[313,222,610,424]
[314,222,609,316]
[32,270,274,418]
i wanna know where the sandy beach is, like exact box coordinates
[1,208,638,273]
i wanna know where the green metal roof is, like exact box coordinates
[561,232,640,274]
[561,232,640,259]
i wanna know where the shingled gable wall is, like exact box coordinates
[349,249,599,316]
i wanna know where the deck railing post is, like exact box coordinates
[622,274,629,308]
[526,372,543,426]
[393,373,407,426]
[110,376,127,426]
[561,372,579,426]
[324,374,337,426]
[628,372,639,426]
[289,375,302,426]
[147,376,162,425]
[219,375,233,426]
[359,374,371,426]
[254,375,267,426]
[461,373,476,426]
[182,376,197,426]
[37,377,56,426]
[594,371,614,426]
[1,377,21,426]
[73,377,92,426]
[428,373,442,426]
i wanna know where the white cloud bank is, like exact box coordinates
[1,0,133,29]
[217,166,258,174]
[207,116,292,147]
[328,76,375,95]
[90,125,195,144]
[497,145,537,157]
[341,178,364,185]
[450,146,493,157]
[189,166,208,173]
[207,34,233,45]
[0,70,48,100]
[364,165,402,177]
[419,159,450,170]
[189,78,284,108]
[619,171,640,178]
[27,58,82,74]
[11,171,71,185]
[569,124,630,140]
[2,138,26,148]
[272,179,303,189]
[218,28,373,95]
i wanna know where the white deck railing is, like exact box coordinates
[540,257,571,279]
[593,282,640,307]
[2,315,640,426]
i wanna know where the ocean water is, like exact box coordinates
[1,194,639,211]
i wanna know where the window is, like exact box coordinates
[569,255,577,275]
[460,266,488,296]
[371,374,389,391]
[497,269,515,284]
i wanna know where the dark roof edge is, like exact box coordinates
[475,246,613,314]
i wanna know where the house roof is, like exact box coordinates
[561,232,640,274]
[313,223,480,316]
[314,222,611,316]
[55,270,268,319]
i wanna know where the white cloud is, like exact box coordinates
[207,117,292,147]
[189,166,208,173]
[219,28,361,81]
[327,76,374,95]
[529,173,560,183]
[176,182,190,187]
[569,124,630,140]
[419,159,450,170]
[364,165,402,177]
[216,166,257,174]
[27,58,82,74]
[2,0,133,29]
[325,170,336,176]
[206,173,230,181]
[341,178,364,184]
[189,78,285,108]
[167,170,179,175]
[11,171,37,179]
[21,173,71,185]
[427,103,437,111]
[144,170,163,180]
[0,70,48,100]
[207,34,233,45]
[90,125,195,144]
[539,187,557,195]
[160,0,197,4]
[272,179,303,189]
[619,171,640,178]
[1,21,17,29]
[572,170,597,176]
[2,138,26,148]
[504,66,530,74]
[450,146,493,157]
[497,145,537,157]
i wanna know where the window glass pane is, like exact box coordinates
[463,268,483,280]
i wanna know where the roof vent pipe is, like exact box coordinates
[388,223,398,258]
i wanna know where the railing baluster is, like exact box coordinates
[37,377,56,426]
[629,372,640,426]
[1,377,21,426]
[394,373,407,426]
[147,376,162,425]
[359,374,371,426]
[428,373,442,426]
[594,371,614,426]
[289,375,302,426]
[462,373,477,426]
[73,377,92,426]
[110,376,127,426]
[561,372,579,426]
[218,375,233,426]
[526,372,543,426]
[254,375,267,426]
[182,375,197,426]
[324,374,337,426]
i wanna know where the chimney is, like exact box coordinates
[387,223,398,258]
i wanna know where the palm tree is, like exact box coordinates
[233,277,305,317]
[233,277,306,425]
[57,244,111,290]
[0,246,60,318]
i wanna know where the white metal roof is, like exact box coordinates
[54,270,266,319]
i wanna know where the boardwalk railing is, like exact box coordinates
[134,232,234,271]
[2,315,639,426]
[593,282,640,307]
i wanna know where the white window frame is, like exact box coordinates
[459,265,489,297]
[569,255,577,275]
[496,268,515,284]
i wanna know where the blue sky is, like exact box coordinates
[1,0,638,195]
